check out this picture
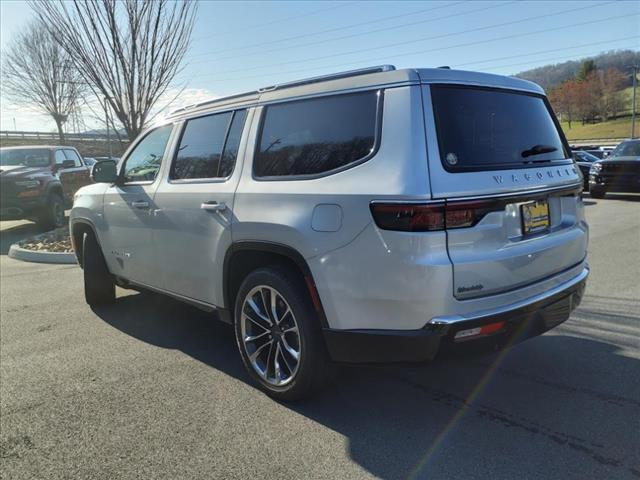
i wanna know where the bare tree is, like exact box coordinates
[2,20,85,142]
[31,0,197,141]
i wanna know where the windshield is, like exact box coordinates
[573,151,599,162]
[431,85,568,171]
[0,148,51,167]
[610,140,640,158]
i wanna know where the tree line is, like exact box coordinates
[548,60,628,129]
[2,0,196,143]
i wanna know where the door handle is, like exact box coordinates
[131,201,150,209]
[200,201,227,212]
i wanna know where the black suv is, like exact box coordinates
[589,139,640,198]
[0,146,91,229]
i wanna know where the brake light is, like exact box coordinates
[369,203,445,232]
[370,199,503,231]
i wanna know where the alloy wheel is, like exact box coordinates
[240,285,301,386]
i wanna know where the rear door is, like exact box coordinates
[422,83,587,299]
[151,108,250,306]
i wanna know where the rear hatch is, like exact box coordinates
[421,77,587,299]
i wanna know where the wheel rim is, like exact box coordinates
[53,202,64,227]
[240,285,301,387]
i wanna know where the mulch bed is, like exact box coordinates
[18,226,73,253]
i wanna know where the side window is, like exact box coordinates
[63,149,82,167]
[254,91,378,178]
[170,112,232,180]
[219,110,247,178]
[54,150,67,166]
[122,124,173,183]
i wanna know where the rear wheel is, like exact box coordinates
[37,193,65,230]
[234,267,330,401]
[589,186,606,198]
[83,232,115,306]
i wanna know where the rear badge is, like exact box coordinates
[445,152,458,165]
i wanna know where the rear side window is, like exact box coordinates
[431,85,568,171]
[171,109,247,180]
[254,91,379,178]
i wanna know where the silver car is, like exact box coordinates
[70,66,589,400]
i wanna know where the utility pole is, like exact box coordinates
[631,65,638,139]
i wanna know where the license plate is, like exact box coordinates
[521,200,550,235]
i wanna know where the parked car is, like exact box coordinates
[1,146,91,228]
[585,149,606,159]
[70,66,589,400]
[589,139,640,198]
[83,157,97,166]
[572,150,600,190]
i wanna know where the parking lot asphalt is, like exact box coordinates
[1,194,639,480]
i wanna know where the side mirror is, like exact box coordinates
[61,159,76,169]
[91,159,118,183]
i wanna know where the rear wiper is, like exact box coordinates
[521,144,557,158]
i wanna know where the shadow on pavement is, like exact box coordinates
[0,221,39,254]
[92,291,640,479]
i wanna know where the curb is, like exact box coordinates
[8,243,77,265]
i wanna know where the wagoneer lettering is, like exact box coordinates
[70,65,589,400]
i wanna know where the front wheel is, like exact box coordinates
[37,193,65,230]
[83,232,115,306]
[234,267,330,401]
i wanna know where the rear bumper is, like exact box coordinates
[323,267,588,363]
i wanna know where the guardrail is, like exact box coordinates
[0,130,112,142]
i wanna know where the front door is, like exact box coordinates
[152,109,249,306]
[101,124,174,287]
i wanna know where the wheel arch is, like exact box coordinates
[70,219,100,268]
[223,241,328,327]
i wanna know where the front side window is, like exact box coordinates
[431,85,568,171]
[55,150,67,165]
[122,125,173,183]
[63,149,82,167]
[254,91,379,178]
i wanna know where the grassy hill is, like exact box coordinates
[560,117,636,141]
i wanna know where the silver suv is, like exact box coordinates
[70,66,589,400]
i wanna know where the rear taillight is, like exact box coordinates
[369,203,444,232]
[371,199,502,232]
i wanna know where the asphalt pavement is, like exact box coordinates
[1,194,639,479]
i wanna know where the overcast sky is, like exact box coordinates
[1,0,638,132]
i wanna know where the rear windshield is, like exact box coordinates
[610,140,640,158]
[431,85,568,171]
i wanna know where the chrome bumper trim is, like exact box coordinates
[428,266,589,326]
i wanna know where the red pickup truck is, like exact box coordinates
[0,146,92,229]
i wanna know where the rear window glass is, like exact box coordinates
[431,85,568,171]
[254,91,379,178]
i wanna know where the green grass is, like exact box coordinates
[560,116,637,141]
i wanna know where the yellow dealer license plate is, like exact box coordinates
[521,200,550,235]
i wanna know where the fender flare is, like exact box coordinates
[223,241,329,328]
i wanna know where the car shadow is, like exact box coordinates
[0,214,71,254]
[91,291,640,479]
[584,193,640,202]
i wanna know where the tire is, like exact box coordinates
[37,193,65,230]
[589,186,606,198]
[83,232,115,306]
[234,266,330,401]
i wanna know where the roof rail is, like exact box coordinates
[257,65,396,93]
[168,65,396,116]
